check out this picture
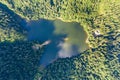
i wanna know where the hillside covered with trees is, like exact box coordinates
[0,3,26,42]
[0,41,43,80]
[0,0,100,21]
[0,0,120,80]
[0,2,43,80]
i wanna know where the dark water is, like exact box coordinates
[26,19,88,65]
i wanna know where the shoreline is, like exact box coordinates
[25,17,90,46]
[1,2,90,49]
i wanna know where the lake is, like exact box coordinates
[0,2,88,66]
[26,19,88,66]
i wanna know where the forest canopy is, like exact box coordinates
[0,0,120,80]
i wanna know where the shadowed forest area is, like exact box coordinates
[0,0,120,80]
[0,3,44,80]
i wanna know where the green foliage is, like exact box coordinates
[33,0,120,80]
[37,31,120,80]
[0,41,43,80]
[0,3,26,42]
[0,0,120,80]
[87,0,120,48]
[0,0,100,21]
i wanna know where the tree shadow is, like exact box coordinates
[0,41,42,80]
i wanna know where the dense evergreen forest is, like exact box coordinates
[0,2,43,80]
[0,41,43,80]
[0,0,100,21]
[0,3,26,42]
[0,0,120,80]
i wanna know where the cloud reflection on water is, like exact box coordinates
[26,19,88,65]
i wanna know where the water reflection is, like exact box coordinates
[26,19,88,65]
[58,42,79,58]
